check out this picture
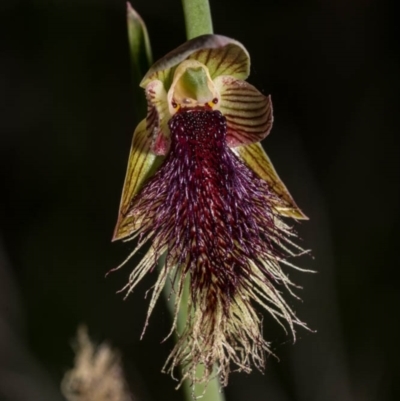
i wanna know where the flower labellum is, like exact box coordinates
[112,34,309,388]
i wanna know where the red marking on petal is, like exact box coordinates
[151,129,170,155]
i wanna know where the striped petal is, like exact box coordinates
[113,119,158,241]
[235,142,308,220]
[140,35,249,90]
[187,42,249,81]
[215,75,273,147]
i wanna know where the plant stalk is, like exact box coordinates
[164,275,225,401]
[181,0,214,39]
[163,2,223,399]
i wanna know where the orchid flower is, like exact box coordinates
[112,34,309,388]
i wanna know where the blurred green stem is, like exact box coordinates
[181,0,213,39]
[126,2,153,119]
[164,275,224,401]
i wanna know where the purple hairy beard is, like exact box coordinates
[122,109,303,386]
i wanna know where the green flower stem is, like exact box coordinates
[162,2,221,399]
[164,275,225,401]
[181,0,214,39]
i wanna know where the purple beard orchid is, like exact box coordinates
[112,34,309,388]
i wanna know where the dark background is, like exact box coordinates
[1,0,398,400]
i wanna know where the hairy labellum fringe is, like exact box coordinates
[117,110,307,388]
